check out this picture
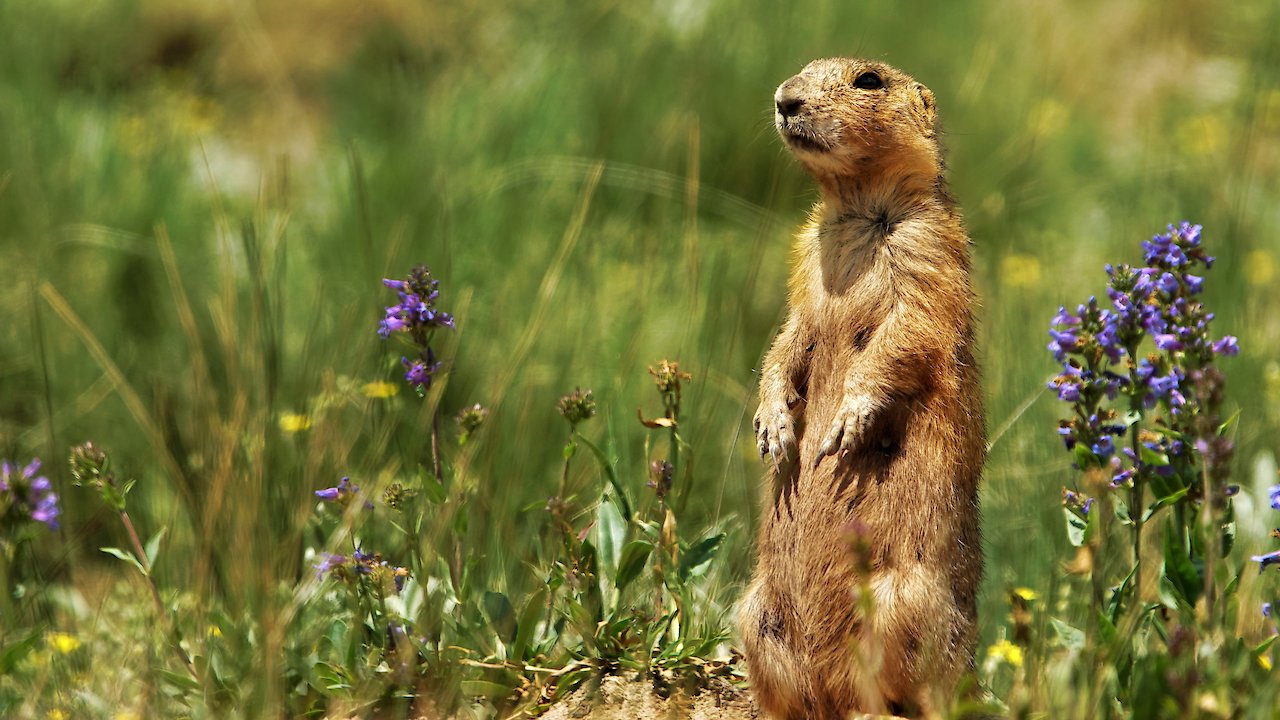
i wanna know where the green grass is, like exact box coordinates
[2,0,1280,716]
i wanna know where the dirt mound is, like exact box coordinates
[539,674,761,720]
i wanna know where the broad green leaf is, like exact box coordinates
[1063,508,1088,548]
[145,526,167,567]
[1138,443,1169,467]
[101,547,147,576]
[679,533,726,580]
[512,588,547,661]
[1142,486,1189,521]
[615,540,654,591]
[594,494,626,579]
[460,680,513,700]
[157,668,200,692]
[1161,520,1201,608]
[482,591,517,644]
[1049,617,1084,650]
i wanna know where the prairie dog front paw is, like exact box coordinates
[754,396,797,468]
[815,392,881,466]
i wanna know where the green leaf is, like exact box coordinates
[1217,408,1241,434]
[0,630,42,674]
[145,526,167,567]
[575,433,632,521]
[483,591,517,644]
[594,494,626,580]
[1161,520,1201,608]
[101,547,147,577]
[1138,443,1169,467]
[460,680,514,700]
[679,533,725,580]
[512,588,547,661]
[1142,486,1189,521]
[1095,611,1118,646]
[419,475,447,504]
[1063,507,1088,548]
[1223,565,1242,599]
[615,540,654,591]
[1049,617,1085,651]
[157,668,200,692]
[1107,563,1138,623]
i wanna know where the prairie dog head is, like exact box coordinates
[774,58,940,185]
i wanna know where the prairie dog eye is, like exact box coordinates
[853,72,884,90]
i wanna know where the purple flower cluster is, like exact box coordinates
[1,458,60,530]
[314,548,410,592]
[378,265,453,394]
[1048,223,1239,491]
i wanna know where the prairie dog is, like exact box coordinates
[739,58,984,719]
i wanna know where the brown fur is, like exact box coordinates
[739,59,984,720]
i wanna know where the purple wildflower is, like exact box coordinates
[314,553,346,577]
[1252,550,1280,571]
[1,458,60,530]
[314,476,372,508]
[1268,484,1280,512]
[1211,336,1239,357]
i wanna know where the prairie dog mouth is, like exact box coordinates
[777,119,829,153]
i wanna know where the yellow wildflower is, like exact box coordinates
[207,625,223,638]
[361,381,399,399]
[1260,654,1273,671]
[278,413,313,432]
[1013,587,1039,602]
[45,631,80,655]
[114,713,143,720]
[1000,254,1042,289]
[47,710,69,720]
[1245,249,1275,287]
[986,639,1023,667]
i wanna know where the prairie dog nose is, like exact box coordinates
[775,77,805,117]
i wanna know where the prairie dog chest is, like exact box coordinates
[799,218,894,339]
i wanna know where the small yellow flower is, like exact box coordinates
[986,639,1023,667]
[361,380,399,399]
[278,413,313,433]
[207,625,223,638]
[48,710,70,720]
[1000,254,1042,289]
[1013,587,1039,602]
[113,713,142,720]
[1245,249,1275,287]
[45,631,80,655]
[1261,654,1273,671]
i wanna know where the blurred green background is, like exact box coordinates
[2,0,1279,683]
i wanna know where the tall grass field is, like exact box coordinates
[2,1,1279,717]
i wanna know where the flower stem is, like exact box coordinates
[120,509,197,679]
[1128,425,1144,600]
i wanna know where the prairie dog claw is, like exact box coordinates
[754,398,796,469]
[814,393,879,467]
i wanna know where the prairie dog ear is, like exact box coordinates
[914,83,937,129]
